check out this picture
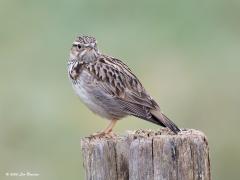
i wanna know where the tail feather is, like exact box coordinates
[150,110,180,134]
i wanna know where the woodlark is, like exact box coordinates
[68,35,180,136]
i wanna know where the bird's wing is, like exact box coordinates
[85,55,159,110]
[85,55,180,133]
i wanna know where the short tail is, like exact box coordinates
[150,109,180,134]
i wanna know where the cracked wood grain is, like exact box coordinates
[81,129,211,180]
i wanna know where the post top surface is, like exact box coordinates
[81,128,208,145]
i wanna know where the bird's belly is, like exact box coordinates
[71,72,126,120]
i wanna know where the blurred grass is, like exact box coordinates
[0,0,240,179]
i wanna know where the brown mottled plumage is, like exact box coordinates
[68,35,180,135]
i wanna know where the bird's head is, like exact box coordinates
[70,35,99,62]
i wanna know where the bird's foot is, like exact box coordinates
[89,131,105,138]
[88,131,117,139]
[104,131,117,138]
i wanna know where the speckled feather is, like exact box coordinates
[68,36,180,133]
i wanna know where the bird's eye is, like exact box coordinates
[77,44,82,49]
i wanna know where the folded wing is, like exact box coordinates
[86,55,180,134]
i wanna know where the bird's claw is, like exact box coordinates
[88,131,117,139]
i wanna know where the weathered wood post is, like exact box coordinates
[81,129,211,180]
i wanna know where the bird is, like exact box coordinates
[67,35,180,136]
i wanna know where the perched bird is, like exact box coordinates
[68,35,180,136]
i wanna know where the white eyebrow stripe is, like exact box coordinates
[73,42,81,45]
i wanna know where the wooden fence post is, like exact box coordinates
[81,129,211,180]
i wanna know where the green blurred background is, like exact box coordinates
[0,0,239,179]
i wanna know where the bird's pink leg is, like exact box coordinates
[90,119,117,138]
[103,119,117,134]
